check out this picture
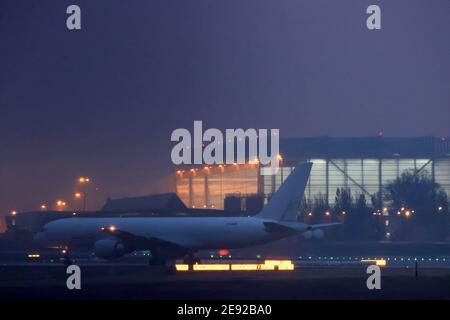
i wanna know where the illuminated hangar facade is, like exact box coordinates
[174,137,450,210]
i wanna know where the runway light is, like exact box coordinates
[361,259,387,267]
[27,253,40,259]
[11,211,17,216]
[175,264,189,271]
[177,260,294,272]
[193,264,230,271]
[264,260,295,270]
[109,226,116,232]
[231,264,258,271]
[258,264,276,270]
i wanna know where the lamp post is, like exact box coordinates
[75,192,87,211]
[56,200,67,211]
[77,177,91,211]
[405,210,412,239]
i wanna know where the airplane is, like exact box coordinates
[34,163,339,265]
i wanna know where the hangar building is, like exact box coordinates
[174,136,450,210]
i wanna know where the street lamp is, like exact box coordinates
[77,176,91,211]
[56,200,67,211]
[74,192,87,211]
[79,177,90,184]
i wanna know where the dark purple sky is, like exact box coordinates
[1,0,450,222]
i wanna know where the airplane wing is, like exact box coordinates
[264,221,341,233]
[308,222,342,230]
[100,226,183,252]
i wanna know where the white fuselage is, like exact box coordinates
[37,216,297,250]
[34,164,319,258]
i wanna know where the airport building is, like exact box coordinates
[174,136,450,210]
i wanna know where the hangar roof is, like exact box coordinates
[101,192,187,212]
[280,136,450,159]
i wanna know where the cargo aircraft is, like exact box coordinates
[34,163,339,264]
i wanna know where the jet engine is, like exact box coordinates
[93,239,131,260]
[312,229,324,239]
[302,229,324,240]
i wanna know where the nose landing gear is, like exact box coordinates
[60,247,73,266]
[183,252,200,264]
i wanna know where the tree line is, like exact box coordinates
[299,169,449,242]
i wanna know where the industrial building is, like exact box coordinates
[174,136,450,210]
[3,193,249,234]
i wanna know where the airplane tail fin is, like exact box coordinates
[255,162,312,222]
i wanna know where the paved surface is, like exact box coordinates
[1,261,450,299]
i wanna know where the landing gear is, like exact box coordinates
[148,257,166,266]
[147,249,167,265]
[183,252,200,264]
[60,247,73,266]
[163,264,176,275]
[62,257,73,266]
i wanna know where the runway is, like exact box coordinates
[2,258,450,299]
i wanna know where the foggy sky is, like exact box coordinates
[1,0,450,221]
